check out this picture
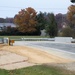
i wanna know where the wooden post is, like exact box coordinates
[8,38,10,46]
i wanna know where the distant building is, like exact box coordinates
[61,22,68,28]
[0,23,16,31]
[41,29,47,36]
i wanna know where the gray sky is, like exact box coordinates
[0,0,72,18]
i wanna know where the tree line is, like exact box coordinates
[0,18,14,23]
[0,0,75,37]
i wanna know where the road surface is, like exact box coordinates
[14,41,75,60]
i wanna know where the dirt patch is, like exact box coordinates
[0,50,35,70]
[0,44,75,70]
[45,62,75,71]
[1,45,73,64]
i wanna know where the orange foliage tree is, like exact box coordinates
[67,5,75,25]
[14,7,37,33]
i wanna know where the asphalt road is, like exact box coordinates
[14,41,75,53]
[31,42,75,53]
[14,41,75,60]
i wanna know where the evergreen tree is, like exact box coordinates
[36,12,47,30]
[45,13,58,37]
[71,0,75,3]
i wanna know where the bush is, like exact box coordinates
[60,27,74,37]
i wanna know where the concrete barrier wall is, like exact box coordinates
[55,37,73,43]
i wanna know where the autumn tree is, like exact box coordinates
[14,7,37,34]
[67,5,75,25]
[67,1,75,37]
[67,0,75,27]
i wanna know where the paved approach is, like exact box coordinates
[31,42,75,53]
[14,41,75,60]
[14,41,75,53]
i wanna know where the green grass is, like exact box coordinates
[0,36,49,38]
[0,65,75,75]
[0,36,49,41]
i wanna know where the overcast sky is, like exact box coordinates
[0,0,73,18]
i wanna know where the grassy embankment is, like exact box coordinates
[0,65,75,75]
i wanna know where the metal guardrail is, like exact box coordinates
[3,38,9,44]
[0,37,75,43]
[0,37,15,45]
[0,38,4,43]
[21,38,55,41]
[0,37,9,44]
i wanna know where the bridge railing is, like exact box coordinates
[21,38,55,41]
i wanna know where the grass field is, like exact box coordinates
[0,36,50,41]
[0,65,75,75]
